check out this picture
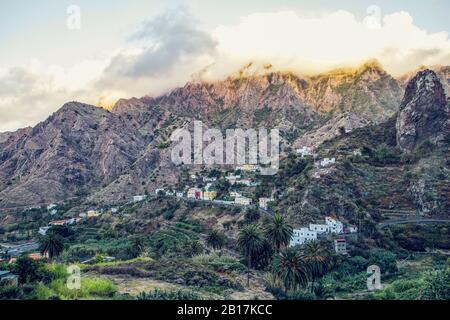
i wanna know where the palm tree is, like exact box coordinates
[206,229,226,252]
[183,239,204,257]
[237,224,265,286]
[265,214,293,251]
[356,208,365,240]
[128,236,145,258]
[40,234,65,260]
[301,241,332,292]
[273,247,310,292]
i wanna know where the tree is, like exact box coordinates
[40,234,65,260]
[127,236,145,258]
[421,268,450,300]
[183,240,204,257]
[265,214,293,251]
[12,256,47,284]
[237,224,265,286]
[206,230,226,252]
[356,208,365,240]
[273,247,309,292]
[301,241,333,292]
[244,207,261,224]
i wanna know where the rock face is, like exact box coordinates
[396,70,450,152]
[150,60,402,124]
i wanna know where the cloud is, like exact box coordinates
[0,64,69,132]
[206,10,450,77]
[94,7,217,102]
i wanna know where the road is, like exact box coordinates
[379,217,450,228]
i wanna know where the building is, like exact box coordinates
[320,158,336,167]
[290,228,317,247]
[49,209,58,216]
[203,177,217,182]
[234,196,252,206]
[230,191,242,198]
[165,190,175,196]
[203,191,217,201]
[48,220,67,227]
[238,179,258,187]
[47,204,57,211]
[187,188,203,200]
[236,164,260,172]
[309,223,329,234]
[155,189,165,196]
[326,217,344,234]
[38,227,50,236]
[133,195,147,202]
[353,149,362,157]
[0,270,18,287]
[190,174,197,180]
[334,238,347,254]
[87,210,101,218]
[110,208,119,214]
[176,192,184,198]
[345,225,358,234]
[28,252,49,260]
[79,212,87,218]
[259,197,274,210]
[225,175,241,185]
[296,146,313,158]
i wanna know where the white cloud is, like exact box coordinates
[206,10,450,77]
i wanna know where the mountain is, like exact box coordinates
[398,65,450,97]
[146,60,402,123]
[0,103,149,208]
[397,70,450,151]
[271,69,450,224]
[0,63,447,209]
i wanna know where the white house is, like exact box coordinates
[290,228,317,247]
[238,179,252,186]
[187,188,203,200]
[259,197,274,210]
[353,149,362,157]
[87,210,101,218]
[154,189,165,196]
[190,174,197,180]
[296,146,313,158]
[234,196,252,206]
[230,191,242,198]
[345,225,358,234]
[133,195,147,202]
[38,227,50,236]
[176,192,184,198]
[49,209,58,216]
[325,217,344,234]
[320,158,336,167]
[334,238,347,254]
[236,164,260,172]
[225,175,241,185]
[309,223,329,234]
[203,177,217,182]
[110,208,119,214]
[47,204,57,211]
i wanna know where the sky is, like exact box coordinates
[0,0,449,132]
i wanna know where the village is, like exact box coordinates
[1,147,361,289]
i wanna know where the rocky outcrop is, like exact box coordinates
[396,70,450,152]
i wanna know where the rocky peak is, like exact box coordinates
[396,69,449,151]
